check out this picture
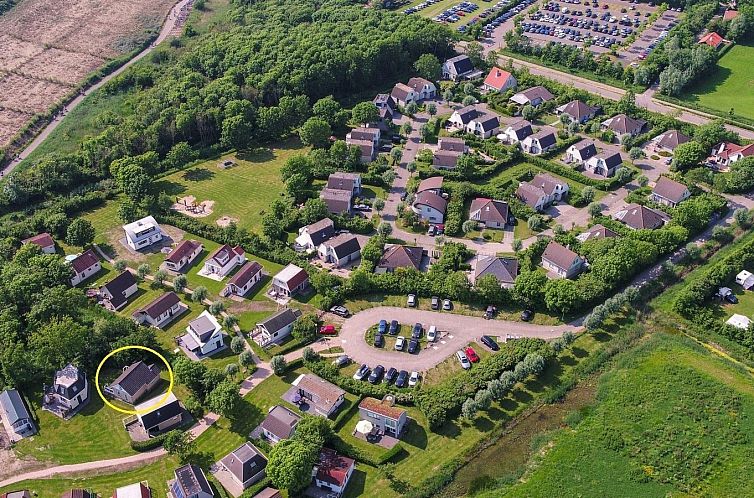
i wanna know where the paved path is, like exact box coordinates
[334,306,579,371]
[1,0,195,177]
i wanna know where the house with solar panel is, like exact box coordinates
[168,464,214,498]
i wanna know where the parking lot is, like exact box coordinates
[402,0,534,34]
[617,8,680,64]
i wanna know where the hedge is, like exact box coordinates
[304,358,415,405]
[332,394,364,431]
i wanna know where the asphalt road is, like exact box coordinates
[335,306,580,371]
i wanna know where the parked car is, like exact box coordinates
[396,370,409,387]
[388,320,399,335]
[409,371,420,387]
[456,350,471,369]
[395,335,406,351]
[408,338,419,354]
[374,333,384,348]
[330,305,350,317]
[319,324,337,335]
[427,325,437,342]
[385,367,398,384]
[725,294,740,304]
[378,319,388,334]
[443,299,452,311]
[465,346,480,363]
[333,355,350,367]
[480,335,500,351]
[368,365,385,384]
[521,309,534,321]
[411,322,423,339]
[353,364,370,380]
[407,293,417,307]
[427,225,437,236]
[431,296,440,309]
[484,305,497,319]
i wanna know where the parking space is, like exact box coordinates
[402,0,533,34]
[617,9,680,64]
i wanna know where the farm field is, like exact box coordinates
[155,137,307,231]
[679,42,754,121]
[492,332,754,497]
[0,0,175,150]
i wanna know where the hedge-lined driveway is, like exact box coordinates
[336,306,580,371]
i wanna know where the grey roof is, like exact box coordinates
[558,100,598,121]
[529,129,556,148]
[542,241,581,270]
[474,256,519,285]
[296,374,346,414]
[305,218,335,245]
[258,308,302,333]
[453,105,478,124]
[438,137,465,152]
[0,389,31,425]
[414,191,448,213]
[348,128,379,141]
[592,151,623,168]
[221,443,267,483]
[52,364,86,401]
[614,203,666,230]
[507,120,533,140]
[653,129,690,150]
[174,464,212,496]
[433,151,460,169]
[327,234,361,259]
[516,182,547,209]
[320,188,352,214]
[140,397,182,430]
[446,54,474,74]
[570,140,598,159]
[577,224,617,242]
[531,173,564,196]
[327,172,360,192]
[652,176,690,203]
[378,245,423,270]
[260,405,301,440]
[373,93,396,110]
[475,113,500,131]
[110,361,159,397]
[101,271,137,309]
[136,292,181,320]
[513,86,554,104]
[469,198,509,224]
[602,114,647,135]
[188,314,217,342]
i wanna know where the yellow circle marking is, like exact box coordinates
[95,345,174,415]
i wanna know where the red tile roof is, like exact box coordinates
[483,67,514,91]
[70,248,100,274]
[723,9,738,20]
[316,448,354,488]
[359,397,406,420]
[165,240,201,264]
[699,32,724,48]
[22,232,54,249]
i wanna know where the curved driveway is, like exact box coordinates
[337,306,580,371]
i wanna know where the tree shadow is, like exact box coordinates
[499,397,519,412]
[182,167,215,182]
[473,415,494,433]
[188,450,216,469]
[401,418,428,449]
[154,179,187,196]
[237,148,275,163]
[512,389,533,404]
[343,468,367,497]
[571,346,588,358]
[436,419,462,438]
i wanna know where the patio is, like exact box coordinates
[351,421,400,449]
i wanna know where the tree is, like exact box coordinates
[693,120,737,150]
[476,273,507,306]
[527,215,545,231]
[615,167,632,183]
[230,336,245,353]
[544,278,582,316]
[734,208,753,228]
[351,102,379,125]
[637,175,649,187]
[401,122,413,136]
[164,142,196,170]
[153,269,167,287]
[192,286,208,303]
[137,264,150,279]
[29,317,88,374]
[462,219,478,234]
[223,314,239,328]
[294,415,334,447]
[671,141,706,171]
[313,96,346,128]
[284,173,310,203]
[225,363,239,376]
[581,186,595,204]
[271,355,287,375]
[174,356,209,400]
[588,202,602,218]
[292,314,319,343]
[378,222,393,237]
[559,113,571,126]
[406,161,417,176]
[163,430,195,463]
[114,260,127,272]
[267,439,318,493]
[466,41,484,68]
[521,104,536,121]
[65,219,95,247]
[427,103,437,117]
[442,89,453,102]
[405,101,419,116]
[513,270,548,307]
[390,147,403,165]
[173,274,187,293]
[461,95,476,106]
[205,379,242,417]
[239,350,255,370]
[373,198,385,212]
[512,238,523,253]
[413,53,441,80]
[629,147,645,161]
[116,164,151,202]
[299,117,331,148]
[221,114,252,150]
[461,398,478,419]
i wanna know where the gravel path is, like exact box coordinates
[334,306,580,371]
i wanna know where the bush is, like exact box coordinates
[270,355,287,375]
[230,336,246,353]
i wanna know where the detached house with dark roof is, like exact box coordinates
[320,188,353,215]
[43,363,89,419]
[318,234,361,268]
[516,173,569,212]
[541,241,584,279]
[499,120,533,144]
[104,360,160,405]
[0,389,35,441]
[168,464,213,498]
[219,442,268,491]
[201,244,245,279]
[652,129,690,153]
[412,190,447,223]
[22,232,55,254]
[373,94,397,120]
[358,396,408,437]
[295,218,335,252]
[576,224,617,243]
[221,261,263,298]
[585,151,623,178]
[565,140,597,165]
[345,130,378,163]
[521,128,557,155]
[260,405,301,443]
[650,177,691,208]
[449,105,500,138]
[327,172,362,196]
[469,198,509,229]
[601,114,648,143]
[132,292,186,328]
[69,248,101,286]
[61,490,95,498]
[181,311,224,358]
[613,203,667,230]
[556,100,600,124]
[416,176,443,194]
[163,240,203,273]
[292,373,346,417]
[100,271,138,311]
[482,67,517,93]
[255,308,302,346]
[432,150,461,170]
[134,392,185,438]
[376,245,424,273]
[313,449,355,497]
[442,54,475,81]
[271,264,309,297]
[509,86,554,107]
[473,255,519,288]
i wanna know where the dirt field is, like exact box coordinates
[0,0,175,149]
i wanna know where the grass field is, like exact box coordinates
[155,137,306,231]
[491,332,754,497]
[679,42,754,121]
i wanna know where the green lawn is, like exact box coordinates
[154,137,307,231]
[679,42,754,121]
[494,333,754,497]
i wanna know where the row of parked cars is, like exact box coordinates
[432,1,480,23]
[637,23,674,60]
[374,320,438,354]
[353,363,420,388]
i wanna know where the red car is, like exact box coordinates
[465,346,480,363]
[319,325,337,335]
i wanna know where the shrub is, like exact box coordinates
[270,355,287,375]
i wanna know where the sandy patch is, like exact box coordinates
[0,108,35,148]
[171,196,214,218]
[0,446,46,482]
[216,216,239,228]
